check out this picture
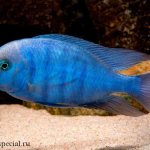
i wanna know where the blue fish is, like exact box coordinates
[0,34,149,116]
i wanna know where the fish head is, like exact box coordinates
[0,40,28,93]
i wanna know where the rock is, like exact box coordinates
[86,0,150,52]
[0,104,149,150]
[0,0,96,40]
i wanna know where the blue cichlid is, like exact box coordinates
[0,34,150,116]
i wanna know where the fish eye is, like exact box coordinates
[0,60,10,71]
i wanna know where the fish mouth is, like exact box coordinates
[7,88,19,94]
[0,85,12,92]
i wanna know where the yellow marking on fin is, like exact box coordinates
[118,61,150,76]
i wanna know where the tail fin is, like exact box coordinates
[132,73,150,112]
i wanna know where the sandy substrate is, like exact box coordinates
[0,105,149,150]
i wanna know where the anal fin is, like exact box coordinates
[79,95,144,117]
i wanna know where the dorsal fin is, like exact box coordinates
[33,34,150,71]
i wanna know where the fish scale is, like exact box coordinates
[0,34,149,116]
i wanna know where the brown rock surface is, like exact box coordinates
[0,105,149,150]
[86,0,150,52]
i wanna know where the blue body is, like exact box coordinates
[8,38,136,106]
[0,34,149,115]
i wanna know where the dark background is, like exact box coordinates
[0,0,149,104]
